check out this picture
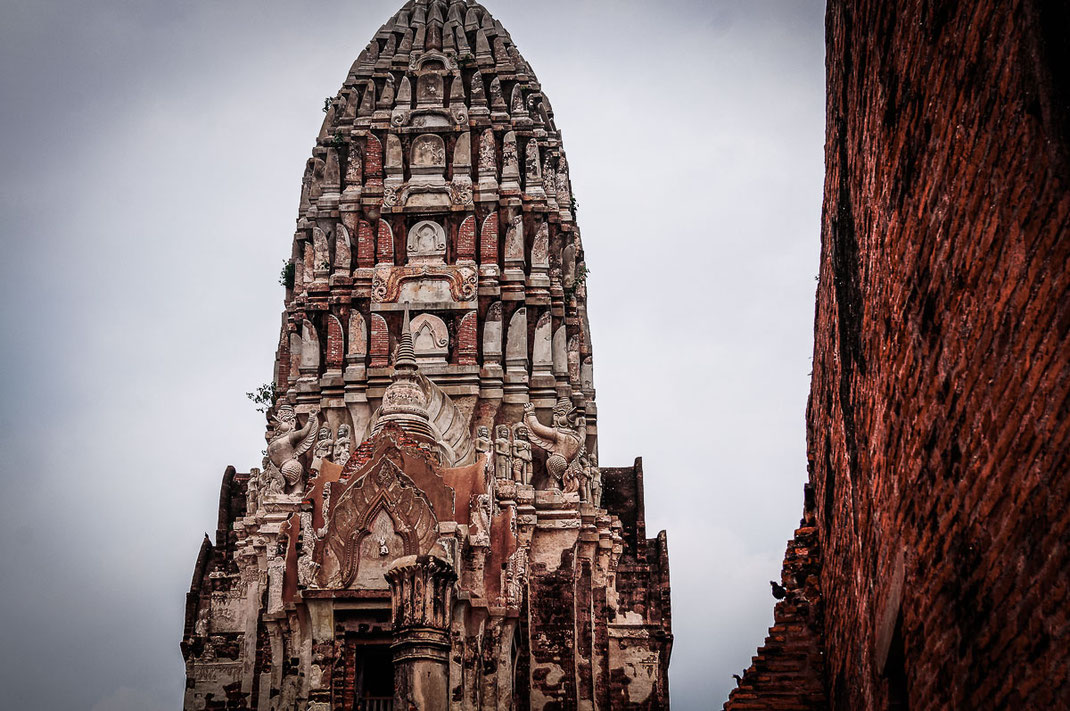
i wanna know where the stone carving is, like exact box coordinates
[333,224,351,274]
[544,159,558,209]
[506,307,528,368]
[410,313,449,363]
[347,312,367,362]
[589,452,602,507]
[453,132,472,172]
[483,301,503,360]
[474,425,491,460]
[318,457,438,589]
[504,214,524,267]
[512,424,533,485]
[406,220,447,263]
[522,399,585,491]
[385,134,404,179]
[489,76,508,113]
[312,227,330,277]
[267,555,285,615]
[298,512,319,589]
[532,311,553,376]
[416,73,443,106]
[333,424,352,467]
[469,493,492,547]
[501,131,521,192]
[377,74,396,109]
[525,140,545,199]
[313,426,334,461]
[267,405,320,492]
[503,551,527,608]
[344,144,362,190]
[448,180,473,206]
[262,456,285,496]
[510,85,526,116]
[246,467,261,513]
[494,425,512,480]
[478,127,497,192]
[532,222,549,270]
[300,319,320,375]
[411,134,446,169]
[372,263,477,303]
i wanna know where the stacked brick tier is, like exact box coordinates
[725,501,826,710]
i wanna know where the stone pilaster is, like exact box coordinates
[386,554,457,711]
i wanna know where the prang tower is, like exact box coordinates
[181,2,672,709]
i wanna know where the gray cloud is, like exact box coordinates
[0,1,825,708]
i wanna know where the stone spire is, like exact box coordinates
[183,4,672,708]
[371,304,435,441]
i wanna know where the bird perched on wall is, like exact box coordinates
[770,580,787,599]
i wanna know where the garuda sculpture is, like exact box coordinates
[522,398,586,492]
[266,404,319,493]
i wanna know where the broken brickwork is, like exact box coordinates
[728,0,1069,708]
[181,2,671,709]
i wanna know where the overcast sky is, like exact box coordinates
[0,1,825,708]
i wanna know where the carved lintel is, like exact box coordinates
[372,264,478,303]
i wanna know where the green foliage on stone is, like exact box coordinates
[247,383,278,414]
[564,263,590,300]
[280,261,295,289]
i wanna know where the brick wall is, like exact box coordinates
[369,314,390,368]
[357,219,375,268]
[457,311,478,365]
[457,214,476,262]
[728,1,1069,707]
[480,211,499,266]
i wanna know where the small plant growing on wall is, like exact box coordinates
[247,382,279,413]
[564,263,590,300]
[280,261,296,289]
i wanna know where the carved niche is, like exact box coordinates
[410,313,449,364]
[316,457,439,590]
[406,220,447,264]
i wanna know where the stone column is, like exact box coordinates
[386,554,457,711]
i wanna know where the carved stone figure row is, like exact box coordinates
[312,423,354,467]
[471,397,600,503]
[474,423,532,485]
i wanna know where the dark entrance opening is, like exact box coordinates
[354,644,394,711]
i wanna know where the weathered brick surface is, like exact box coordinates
[325,314,344,368]
[725,504,827,710]
[376,218,394,265]
[479,211,499,265]
[369,313,389,368]
[456,213,476,262]
[357,219,375,268]
[457,311,477,365]
[730,1,1070,708]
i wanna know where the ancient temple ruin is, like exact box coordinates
[181,2,672,709]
